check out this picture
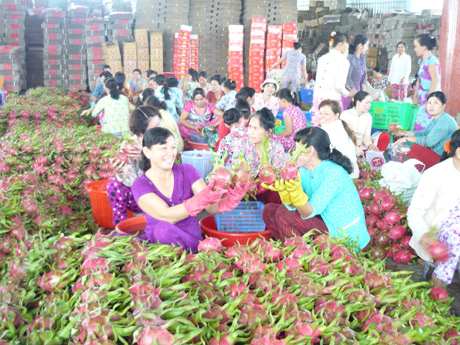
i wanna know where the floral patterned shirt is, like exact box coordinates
[272,105,308,151]
[183,100,217,127]
[417,54,442,104]
[92,94,130,134]
[115,134,143,187]
[370,75,389,90]
[253,93,280,116]
[217,126,247,165]
[216,90,237,111]
[232,135,286,178]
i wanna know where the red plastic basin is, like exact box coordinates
[186,141,209,151]
[199,215,272,247]
[116,216,146,236]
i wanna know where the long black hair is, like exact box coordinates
[130,106,162,137]
[140,127,174,172]
[440,129,460,162]
[144,95,168,111]
[137,88,155,106]
[349,34,368,54]
[350,91,370,108]
[250,107,275,131]
[115,72,126,92]
[236,87,256,103]
[154,74,170,100]
[278,88,299,106]
[104,78,120,100]
[294,127,353,174]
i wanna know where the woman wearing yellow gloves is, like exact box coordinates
[262,127,370,250]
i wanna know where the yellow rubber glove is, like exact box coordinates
[285,173,309,207]
[261,179,292,205]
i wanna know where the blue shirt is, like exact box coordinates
[216,90,237,111]
[92,82,105,99]
[155,86,182,122]
[414,112,458,155]
[292,160,370,249]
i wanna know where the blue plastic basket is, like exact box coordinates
[215,201,266,233]
[300,88,313,105]
[180,150,215,178]
[190,132,207,143]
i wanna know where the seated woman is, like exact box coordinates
[216,108,247,165]
[107,106,163,225]
[178,88,223,141]
[128,69,147,99]
[394,91,458,169]
[144,95,184,152]
[215,100,251,152]
[253,78,280,116]
[370,67,389,90]
[272,88,309,151]
[216,79,238,112]
[341,91,390,155]
[206,74,225,104]
[236,87,256,113]
[131,127,249,252]
[152,74,182,122]
[262,127,370,250]
[231,108,286,205]
[407,129,460,287]
[317,100,359,178]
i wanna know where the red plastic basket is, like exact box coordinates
[116,216,146,235]
[84,180,133,228]
[199,215,272,247]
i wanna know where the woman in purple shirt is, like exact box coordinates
[131,127,249,251]
[343,35,369,110]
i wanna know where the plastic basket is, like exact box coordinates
[116,216,146,236]
[300,88,313,105]
[304,111,312,123]
[370,102,418,131]
[190,132,207,143]
[187,141,209,151]
[180,150,215,178]
[214,201,266,233]
[274,125,285,134]
[84,180,133,228]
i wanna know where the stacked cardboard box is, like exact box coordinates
[0,46,24,93]
[122,41,137,80]
[265,25,282,77]
[103,42,122,74]
[85,18,106,91]
[248,18,266,92]
[281,22,298,69]
[2,1,26,48]
[135,29,149,75]
[111,0,132,13]
[190,34,199,71]
[43,8,66,88]
[65,6,89,90]
[109,12,133,43]
[228,25,244,90]
[150,32,163,73]
[173,25,192,81]
[25,12,44,88]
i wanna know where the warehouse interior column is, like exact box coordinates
[439,0,460,120]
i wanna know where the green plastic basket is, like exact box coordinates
[370,102,418,131]
[274,125,285,134]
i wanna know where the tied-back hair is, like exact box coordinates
[427,91,447,105]
[235,100,251,120]
[319,99,357,146]
[349,34,368,54]
[350,90,370,109]
[236,87,256,103]
[210,74,224,85]
[294,127,353,174]
[440,129,460,162]
[278,88,299,106]
[250,107,275,131]
[144,95,168,111]
[330,32,348,47]
[154,74,170,100]
[140,127,173,172]
[115,72,126,91]
[223,79,237,91]
[223,108,243,126]
[104,78,120,100]
[130,105,162,137]
[416,33,437,51]
[137,88,155,106]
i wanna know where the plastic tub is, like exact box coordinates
[199,215,272,247]
[116,216,146,236]
[84,180,133,228]
[190,132,207,144]
[300,88,314,105]
[181,150,215,178]
[187,141,209,151]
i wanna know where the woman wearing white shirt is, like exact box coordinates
[317,99,359,178]
[312,32,355,126]
[388,41,412,101]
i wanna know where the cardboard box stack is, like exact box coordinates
[173,25,192,81]
[103,42,122,74]
[109,12,133,43]
[281,22,298,69]
[122,41,137,81]
[85,18,106,91]
[265,25,282,77]
[0,46,24,93]
[111,0,132,13]
[135,29,149,75]
[150,31,163,73]
[65,6,89,90]
[43,8,66,89]
[190,34,199,71]
[248,18,266,92]
[2,0,26,48]
[25,12,44,88]
[228,25,244,90]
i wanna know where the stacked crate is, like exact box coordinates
[109,12,133,43]
[228,25,244,90]
[85,18,106,91]
[65,7,89,90]
[43,8,66,89]
[103,42,122,74]
[122,41,137,81]
[190,34,199,71]
[135,29,149,75]
[265,25,282,77]
[281,23,298,69]
[150,31,163,73]
[0,46,23,93]
[173,25,192,81]
[248,18,266,92]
